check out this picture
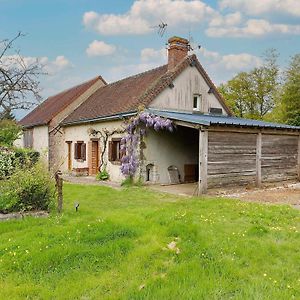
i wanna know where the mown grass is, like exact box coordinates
[0,183,299,299]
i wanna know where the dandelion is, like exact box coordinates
[263,273,267,277]
[25,250,29,254]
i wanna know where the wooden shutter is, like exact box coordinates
[74,143,78,159]
[108,141,113,161]
[81,143,86,161]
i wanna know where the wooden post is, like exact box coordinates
[298,134,300,181]
[198,129,208,195]
[256,132,262,187]
[55,171,63,213]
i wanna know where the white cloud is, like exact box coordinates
[140,47,166,63]
[196,47,262,83]
[199,47,262,72]
[0,54,71,74]
[82,0,216,35]
[86,40,116,57]
[43,55,72,74]
[206,19,300,38]
[219,0,300,17]
[51,56,71,70]
[209,12,242,27]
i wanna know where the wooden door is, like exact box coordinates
[91,141,99,175]
[67,142,72,171]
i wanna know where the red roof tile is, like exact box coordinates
[62,64,168,124]
[19,76,104,127]
[62,55,231,125]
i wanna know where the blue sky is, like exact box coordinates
[1,0,300,119]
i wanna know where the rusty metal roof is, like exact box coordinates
[148,109,300,130]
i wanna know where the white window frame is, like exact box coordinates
[193,94,202,112]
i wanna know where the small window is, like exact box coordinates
[74,141,86,161]
[209,107,223,115]
[108,139,124,162]
[193,94,202,111]
[24,129,33,148]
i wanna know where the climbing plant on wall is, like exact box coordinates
[120,111,174,178]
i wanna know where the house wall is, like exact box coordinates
[143,126,198,184]
[62,120,125,182]
[149,65,227,115]
[48,79,106,171]
[15,126,49,163]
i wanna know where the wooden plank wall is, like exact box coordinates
[207,132,257,188]
[261,134,298,182]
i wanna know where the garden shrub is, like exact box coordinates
[0,163,55,213]
[14,147,40,167]
[0,147,15,179]
[0,146,40,179]
[96,168,110,181]
[0,119,21,147]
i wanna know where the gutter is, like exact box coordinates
[60,111,137,127]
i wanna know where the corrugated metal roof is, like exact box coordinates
[147,109,300,130]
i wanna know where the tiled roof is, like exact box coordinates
[19,76,104,127]
[62,65,168,125]
[62,55,231,125]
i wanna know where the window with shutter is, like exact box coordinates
[108,141,113,161]
[81,143,86,161]
[108,139,122,162]
[24,129,33,148]
[74,141,86,160]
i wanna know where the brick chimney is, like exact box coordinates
[167,36,189,70]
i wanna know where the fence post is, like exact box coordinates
[55,170,63,213]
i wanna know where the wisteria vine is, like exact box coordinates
[120,111,174,178]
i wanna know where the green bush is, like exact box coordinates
[0,119,21,147]
[96,168,110,181]
[14,147,40,167]
[0,163,55,213]
[0,147,15,179]
[0,147,40,179]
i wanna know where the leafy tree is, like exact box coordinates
[219,72,255,118]
[0,32,44,116]
[0,119,21,147]
[280,54,300,126]
[219,49,279,120]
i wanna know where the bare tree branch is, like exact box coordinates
[0,32,45,115]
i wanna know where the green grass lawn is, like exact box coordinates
[0,184,299,299]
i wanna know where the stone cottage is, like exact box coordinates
[19,36,300,193]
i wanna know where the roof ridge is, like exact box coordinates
[46,76,102,100]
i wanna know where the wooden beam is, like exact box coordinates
[208,126,299,136]
[256,132,262,187]
[298,134,300,181]
[198,129,208,195]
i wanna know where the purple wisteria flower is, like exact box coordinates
[120,111,174,177]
